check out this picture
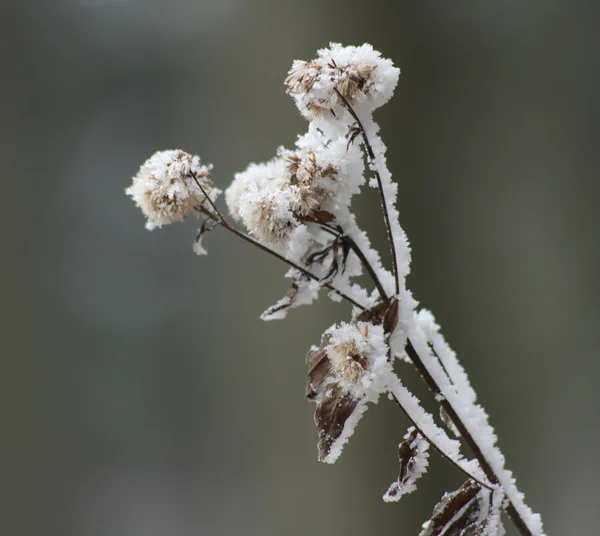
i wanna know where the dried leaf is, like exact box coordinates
[460,519,488,536]
[383,427,430,502]
[420,480,482,536]
[383,299,399,335]
[260,283,299,321]
[440,406,461,437]
[356,301,387,324]
[305,335,332,399]
[193,219,215,255]
[312,210,336,224]
[314,382,358,462]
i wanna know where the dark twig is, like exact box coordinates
[390,395,493,491]
[405,339,533,536]
[334,88,400,296]
[191,176,369,313]
[311,220,390,307]
[333,92,534,536]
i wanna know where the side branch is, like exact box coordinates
[311,220,390,307]
[192,176,369,313]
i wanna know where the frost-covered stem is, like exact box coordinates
[335,88,400,295]
[405,339,534,536]
[389,394,492,490]
[314,221,390,307]
[192,177,369,313]
[223,223,368,311]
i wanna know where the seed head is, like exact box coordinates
[285,43,400,120]
[126,150,218,230]
[238,186,297,245]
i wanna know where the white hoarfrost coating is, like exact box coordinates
[318,321,393,464]
[126,43,546,536]
[125,150,219,230]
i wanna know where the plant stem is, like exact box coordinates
[222,223,368,312]
[405,339,533,536]
[335,88,400,295]
[192,176,369,313]
[390,395,492,490]
[314,221,390,307]
[313,219,492,488]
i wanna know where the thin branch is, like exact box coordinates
[191,176,369,313]
[334,88,400,295]
[311,220,390,307]
[390,395,493,490]
[222,223,368,312]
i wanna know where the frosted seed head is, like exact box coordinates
[239,187,298,246]
[326,338,369,384]
[282,149,339,219]
[225,158,285,222]
[285,43,400,121]
[125,150,218,230]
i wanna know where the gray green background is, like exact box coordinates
[3,1,599,535]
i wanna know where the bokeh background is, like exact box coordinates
[4,1,599,535]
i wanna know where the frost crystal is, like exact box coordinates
[126,150,219,230]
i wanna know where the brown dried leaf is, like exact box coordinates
[383,299,399,335]
[314,382,358,462]
[383,427,430,502]
[460,519,488,536]
[356,301,387,324]
[305,336,332,399]
[397,427,419,483]
[312,210,336,224]
[420,480,482,536]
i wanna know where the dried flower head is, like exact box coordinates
[238,186,298,245]
[126,150,218,230]
[285,43,400,120]
[282,149,338,218]
[326,324,370,383]
[225,158,286,222]
[306,321,392,462]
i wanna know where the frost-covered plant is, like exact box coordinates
[126,43,546,536]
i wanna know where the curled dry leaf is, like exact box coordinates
[383,426,430,502]
[314,382,358,462]
[356,299,399,336]
[260,282,299,321]
[460,519,488,536]
[420,479,483,536]
[305,334,332,399]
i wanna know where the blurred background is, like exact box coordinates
[3,1,599,534]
